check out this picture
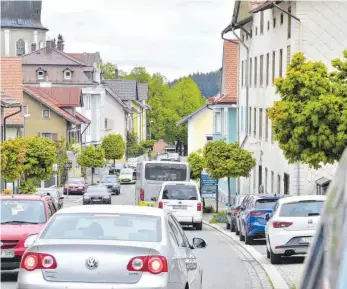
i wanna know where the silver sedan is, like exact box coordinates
[17,205,206,289]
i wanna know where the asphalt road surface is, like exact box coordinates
[1,184,270,289]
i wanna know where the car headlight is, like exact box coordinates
[24,234,38,248]
[83,195,90,199]
[104,195,110,199]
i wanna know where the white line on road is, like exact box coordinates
[204,221,289,289]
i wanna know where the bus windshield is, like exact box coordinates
[145,163,187,181]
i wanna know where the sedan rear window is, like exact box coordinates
[162,184,198,200]
[279,201,324,217]
[41,213,162,242]
[68,179,84,184]
[255,199,278,209]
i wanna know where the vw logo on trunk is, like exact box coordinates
[308,219,313,224]
[85,257,99,270]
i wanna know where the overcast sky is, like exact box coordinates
[41,0,234,80]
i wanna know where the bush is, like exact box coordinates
[203,205,215,214]
[209,210,228,224]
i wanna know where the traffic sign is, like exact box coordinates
[200,172,217,197]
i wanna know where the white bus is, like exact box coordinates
[135,161,190,207]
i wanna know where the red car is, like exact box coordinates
[63,177,88,195]
[0,194,57,273]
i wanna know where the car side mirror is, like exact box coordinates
[191,237,207,249]
[60,196,64,199]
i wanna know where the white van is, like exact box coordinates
[135,161,190,207]
[156,181,203,230]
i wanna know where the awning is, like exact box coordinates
[315,177,331,187]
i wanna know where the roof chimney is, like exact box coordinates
[114,68,118,79]
[46,40,52,52]
[31,43,36,52]
[57,34,64,51]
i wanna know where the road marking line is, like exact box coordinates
[203,221,289,289]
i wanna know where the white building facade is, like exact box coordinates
[229,1,347,195]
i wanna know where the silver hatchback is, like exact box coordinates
[17,205,206,289]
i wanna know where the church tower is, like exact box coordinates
[1,0,49,57]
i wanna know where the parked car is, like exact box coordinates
[100,175,120,195]
[156,181,203,230]
[119,168,135,184]
[226,195,246,231]
[235,194,256,236]
[0,194,57,273]
[17,205,207,289]
[265,195,326,264]
[109,163,124,175]
[239,195,280,244]
[63,177,88,195]
[298,150,347,289]
[82,185,111,205]
[35,188,64,209]
[127,158,138,171]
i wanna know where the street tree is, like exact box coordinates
[77,145,105,184]
[203,140,256,211]
[21,136,57,193]
[101,62,116,79]
[268,52,347,169]
[101,134,126,167]
[121,67,151,83]
[55,137,68,185]
[187,149,206,180]
[0,138,26,182]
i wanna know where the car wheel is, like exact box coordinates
[195,222,203,230]
[235,222,240,235]
[116,191,120,195]
[245,233,253,245]
[231,221,236,232]
[239,227,245,241]
[226,221,230,230]
[270,247,282,264]
[266,247,270,259]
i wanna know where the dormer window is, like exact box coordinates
[63,68,73,80]
[37,70,44,80]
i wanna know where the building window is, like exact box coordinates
[267,21,270,31]
[280,13,284,25]
[37,70,44,80]
[241,107,244,133]
[265,168,268,194]
[23,105,28,114]
[265,109,269,141]
[214,111,221,133]
[277,174,281,194]
[260,11,264,34]
[272,51,276,83]
[253,108,256,137]
[260,55,264,87]
[105,119,108,129]
[64,70,72,80]
[284,173,290,194]
[287,45,291,66]
[241,60,244,87]
[279,49,283,77]
[254,57,257,87]
[85,94,91,110]
[41,132,52,139]
[259,108,263,140]
[266,53,269,86]
[273,18,276,28]
[16,39,26,56]
[249,107,252,134]
[288,7,292,39]
[42,109,50,119]
[250,58,252,88]
[271,171,274,193]
[255,27,258,36]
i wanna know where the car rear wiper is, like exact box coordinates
[1,221,40,224]
[308,213,320,216]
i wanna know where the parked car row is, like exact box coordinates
[226,194,326,265]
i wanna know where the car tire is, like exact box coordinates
[116,191,120,195]
[231,221,236,232]
[195,222,203,230]
[245,233,253,245]
[235,222,240,235]
[270,247,282,264]
[239,229,245,241]
[226,221,231,230]
[266,247,270,259]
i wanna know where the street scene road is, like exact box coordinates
[1,184,272,289]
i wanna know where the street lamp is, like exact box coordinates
[24,114,30,137]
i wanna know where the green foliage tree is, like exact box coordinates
[121,67,151,83]
[140,140,156,149]
[203,140,256,211]
[101,134,126,167]
[268,51,347,169]
[77,146,105,184]
[21,136,57,193]
[101,62,116,79]
[55,137,68,186]
[187,149,206,180]
[0,138,26,181]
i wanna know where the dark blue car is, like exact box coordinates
[239,195,280,244]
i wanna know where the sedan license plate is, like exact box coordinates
[299,237,312,244]
[173,205,187,210]
[1,250,15,258]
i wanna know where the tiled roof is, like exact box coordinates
[103,79,137,101]
[67,52,101,66]
[104,87,131,113]
[24,87,82,107]
[0,57,24,126]
[75,112,91,124]
[207,94,237,104]
[137,83,149,100]
[24,87,82,125]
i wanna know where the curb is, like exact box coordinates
[203,221,289,289]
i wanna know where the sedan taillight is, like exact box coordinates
[20,253,57,271]
[140,189,144,201]
[197,202,202,211]
[158,201,163,209]
[273,221,293,228]
[127,256,168,274]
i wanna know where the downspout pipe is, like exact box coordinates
[80,123,90,150]
[3,106,22,141]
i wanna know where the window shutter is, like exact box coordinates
[52,133,58,141]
